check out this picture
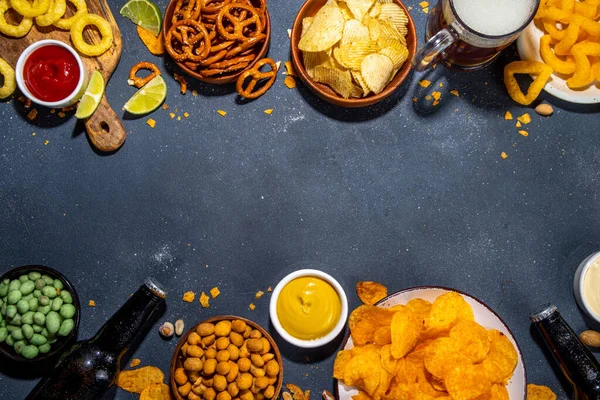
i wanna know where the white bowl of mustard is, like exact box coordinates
[269,269,349,348]
[574,251,600,324]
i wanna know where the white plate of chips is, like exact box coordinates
[517,22,600,104]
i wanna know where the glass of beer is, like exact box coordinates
[412,0,540,71]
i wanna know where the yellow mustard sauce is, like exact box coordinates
[584,257,600,317]
[276,276,342,340]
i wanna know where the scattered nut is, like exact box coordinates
[322,390,335,400]
[175,319,185,336]
[580,330,600,347]
[535,103,554,116]
[159,322,174,338]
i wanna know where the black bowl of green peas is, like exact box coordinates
[0,265,80,364]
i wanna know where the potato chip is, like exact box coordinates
[341,19,371,45]
[386,383,410,400]
[380,344,398,375]
[390,306,421,359]
[334,349,353,379]
[351,70,371,96]
[346,0,375,22]
[352,343,383,362]
[424,292,474,335]
[303,51,331,78]
[418,372,448,398]
[592,55,600,81]
[353,391,373,400]
[137,25,164,56]
[299,2,345,52]
[140,383,172,400]
[356,281,388,305]
[445,364,492,400]
[503,61,553,106]
[339,1,356,21]
[373,370,394,400]
[334,40,381,70]
[351,83,364,98]
[481,330,518,384]
[344,354,382,396]
[449,320,490,363]
[379,40,409,69]
[361,53,394,94]
[378,3,408,35]
[405,298,432,328]
[117,366,165,393]
[367,17,383,41]
[539,34,576,74]
[476,384,509,400]
[526,384,557,400]
[368,2,382,18]
[374,325,392,345]
[313,65,355,98]
[423,337,465,380]
[378,20,407,44]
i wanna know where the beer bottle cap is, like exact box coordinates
[530,303,558,323]
[145,277,168,299]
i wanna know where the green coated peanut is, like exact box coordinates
[22,324,34,340]
[59,304,76,319]
[16,299,29,314]
[39,295,50,306]
[33,289,41,297]
[1,302,6,315]
[33,312,45,326]
[30,333,47,345]
[0,282,7,297]
[53,279,64,290]
[22,344,39,359]
[21,293,33,302]
[41,328,48,337]
[38,343,51,353]
[42,286,57,299]
[58,318,74,337]
[14,340,26,354]
[11,328,24,340]
[46,311,60,334]
[5,334,14,346]
[0,327,7,342]
[6,325,18,333]
[0,320,5,328]
[32,325,42,333]
[59,290,73,304]
[28,297,38,312]
[20,281,35,295]
[21,311,34,325]
[8,280,21,292]
[0,312,2,323]
[28,272,41,280]
[9,314,22,326]
[6,305,17,319]
[41,275,54,285]
[18,275,29,283]
[0,298,3,308]
[38,305,51,315]
[51,298,63,312]
[7,290,22,304]
[34,279,46,290]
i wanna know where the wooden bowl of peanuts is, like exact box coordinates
[170,316,284,400]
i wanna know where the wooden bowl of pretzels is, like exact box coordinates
[163,0,271,84]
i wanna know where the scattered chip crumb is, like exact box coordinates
[58,111,66,118]
[431,91,441,101]
[89,300,96,307]
[169,112,175,119]
[162,103,169,110]
[501,152,508,159]
[412,97,418,102]
[264,109,273,115]
[177,116,181,121]
[182,291,195,303]
[516,121,522,128]
[439,82,443,87]
[450,90,459,97]
[217,110,227,116]
[517,113,531,125]
[255,291,264,299]
[425,95,432,101]
[275,61,281,71]
[285,61,296,77]
[267,286,272,292]
[18,95,25,103]
[423,7,429,13]
[32,132,36,136]
[27,109,38,120]
[432,63,437,69]
[130,359,141,368]
[432,99,440,106]
[287,29,292,38]
[504,111,513,120]
[50,109,56,114]
[284,76,297,89]
[518,130,529,137]
[44,140,49,145]
[174,72,188,95]
[418,79,431,88]
[127,79,135,86]
[210,287,220,299]
[200,292,210,308]
[419,1,429,7]
[146,118,156,128]
[183,112,189,118]
[249,303,256,310]
[192,89,198,96]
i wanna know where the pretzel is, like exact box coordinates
[129,62,162,88]
[225,33,265,58]
[172,0,202,23]
[236,58,276,98]
[203,61,250,76]
[216,3,262,41]
[166,19,211,62]
[203,0,231,14]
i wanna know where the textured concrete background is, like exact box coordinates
[1,0,600,398]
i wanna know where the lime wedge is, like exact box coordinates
[123,75,167,115]
[75,71,105,119]
[120,0,162,36]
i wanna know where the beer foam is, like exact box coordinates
[453,0,537,36]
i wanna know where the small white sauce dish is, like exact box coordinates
[15,39,88,108]
[269,269,349,348]
[574,251,600,324]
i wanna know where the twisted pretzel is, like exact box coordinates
[172,0,202,23]
[236,58,276,98]
[129,62,161,88]
[166,19,211,62]
[216,3,262,41]
[225,33,265,58]
[203,0,231,14]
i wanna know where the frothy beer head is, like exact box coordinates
[452,0,538,36]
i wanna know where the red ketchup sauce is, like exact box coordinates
[24,45,80,102]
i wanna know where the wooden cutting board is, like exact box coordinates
[1,0,126,152]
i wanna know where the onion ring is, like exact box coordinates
[235,57,276,98]
[0,0,33,37]
[69,13,114,56]
[35,0,66,26]
[0,57,16,99]
[9,0,49,17]
[53,0,86,30]
[129,61,161,89]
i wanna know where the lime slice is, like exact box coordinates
[75,71,105,119]
[120,0,162,36]
[123,75,167,115]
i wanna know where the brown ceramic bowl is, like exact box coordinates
[291,0,417,107]
[170,315,284,400]
[163,1,271,84]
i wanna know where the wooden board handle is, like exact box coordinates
[85,95,126,152]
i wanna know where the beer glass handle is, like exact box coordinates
[411,28,456,71]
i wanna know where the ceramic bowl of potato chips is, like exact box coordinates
[334,287,527,400]
[291,0,417,107]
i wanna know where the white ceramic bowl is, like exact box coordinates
[574,251,600,324]
[16,39,88,108]
[336,287,527,400]
[269,269,349,348]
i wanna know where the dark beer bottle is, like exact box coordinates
[530,304,600,399]
[26,278,167,400]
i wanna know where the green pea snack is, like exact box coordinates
[0,271,77,359]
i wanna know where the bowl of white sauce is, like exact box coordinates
[574,251,600,324]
